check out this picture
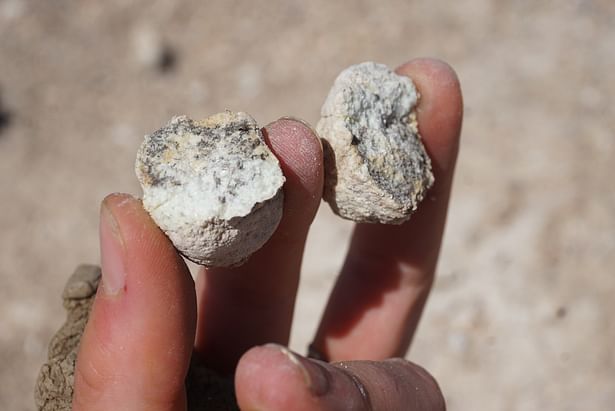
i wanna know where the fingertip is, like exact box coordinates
[235,345,317,411]
[99,191,196,343]
[396,58,463,174]
[100,193,150,233]
[396,58,462,110]
[103,193,188,276]
[397,58,461,93]
[263,117,324,219]
[102,192,138,209]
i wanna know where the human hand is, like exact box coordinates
[72,58,462,411]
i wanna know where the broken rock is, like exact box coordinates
[136,112,285,267]
[317,62,434,224]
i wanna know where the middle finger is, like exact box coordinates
[194,118,323,375]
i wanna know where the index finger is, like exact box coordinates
[311,58,463,361]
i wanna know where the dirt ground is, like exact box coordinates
[1,1,614,410]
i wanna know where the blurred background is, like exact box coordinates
[1,0,614,409]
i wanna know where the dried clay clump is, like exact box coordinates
[317,62,434,224]
[136,112,285,267]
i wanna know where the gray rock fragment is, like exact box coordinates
[136,111,285,267]
[317,62,434,224]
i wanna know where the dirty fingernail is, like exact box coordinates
[265,343,329,396]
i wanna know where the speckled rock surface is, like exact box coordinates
[34,265,238,411]
[136,112,285,267]
[317,62,434,224]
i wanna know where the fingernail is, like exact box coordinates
[301,358,331,397]
[278,116,320,138]
[99,201,126,295]
[265,344,329,396]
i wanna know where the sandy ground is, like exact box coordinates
[1,0,614,409]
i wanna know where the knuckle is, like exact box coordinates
[387,358,446,411]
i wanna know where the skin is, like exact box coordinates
[73,58,463,411]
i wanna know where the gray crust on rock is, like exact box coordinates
[136,112,285,267]
[317,62,434,224]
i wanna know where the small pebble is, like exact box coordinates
[0,91,11,133]
[132,25,176,73]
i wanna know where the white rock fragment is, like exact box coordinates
[135,112,285,267]
[316,62,434,224]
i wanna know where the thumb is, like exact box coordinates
[236,345,445,411]
[73,193,196,411]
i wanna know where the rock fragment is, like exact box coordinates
[136,112,285,267]
[317,62,434,224]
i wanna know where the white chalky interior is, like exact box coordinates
[142,124,282,223]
